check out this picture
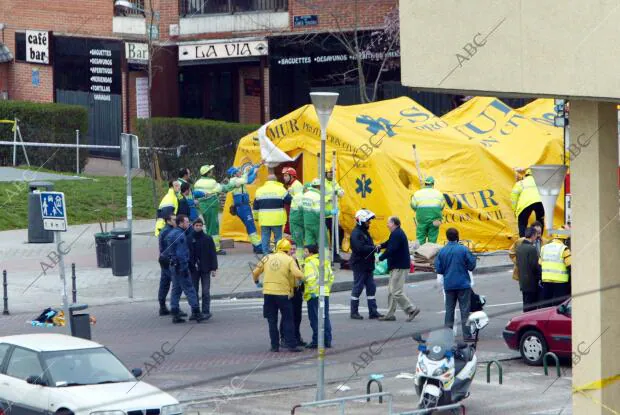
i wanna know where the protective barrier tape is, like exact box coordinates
[573,374,620,393]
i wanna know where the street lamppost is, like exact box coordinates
[309,91,339,401]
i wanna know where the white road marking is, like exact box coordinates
[436,301,522,314]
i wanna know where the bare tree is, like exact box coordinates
[296,0,400,103]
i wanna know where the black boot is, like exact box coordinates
[159,304,170,316]
[350,299,363,320]
[189,309,206,323]
[368,299,383,319]
[171,309,186,324]
[178,310,188,318]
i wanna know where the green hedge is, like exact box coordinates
[0,100,88,172]
[136,117,259,181]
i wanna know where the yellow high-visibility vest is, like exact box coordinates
[541,241,569,283]
[155,188,178,236]
[325,179,344,217]
[411,187,445,210]
[511,175,542,216]
[253,180,288,226]
[303,254,334,301]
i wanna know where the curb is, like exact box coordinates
[211,263,513,300]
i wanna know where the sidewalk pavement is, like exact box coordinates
[0,219,513,314]
[181,360,572,414]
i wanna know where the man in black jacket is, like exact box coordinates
[516,226,542,312]
[377,216,420,322]
[177,182,192,218]
[189,218,218,319]
[349,209,384,320]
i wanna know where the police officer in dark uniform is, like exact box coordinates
[349,209,384,320]
[165,214,206,324]
[158,213,185,317]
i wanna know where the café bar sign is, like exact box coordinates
[26,30,50,64]
[179,40,268,61]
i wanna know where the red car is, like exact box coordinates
[502,299,571,365]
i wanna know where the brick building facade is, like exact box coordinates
[0,0,398,154]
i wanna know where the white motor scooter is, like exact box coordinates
[412,311,489,413]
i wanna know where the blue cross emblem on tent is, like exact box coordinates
[356,174,372,198]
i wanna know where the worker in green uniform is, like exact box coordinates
[289,182,309,266]
[410,176,446,244]
[194,164,229,255]
[302,179,329,258]
[325,166,345,262]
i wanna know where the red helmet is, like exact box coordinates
[282,167,297,178]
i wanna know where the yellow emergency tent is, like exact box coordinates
[221,96,565,252]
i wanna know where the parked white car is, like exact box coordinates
[0,333,182,415]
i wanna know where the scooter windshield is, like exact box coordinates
[425,328,455,361]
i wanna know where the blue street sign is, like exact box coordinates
[40,191,67,231]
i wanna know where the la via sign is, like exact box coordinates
[179,40,268,61]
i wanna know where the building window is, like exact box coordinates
[179,0,287,16]
[114,0,146,16]
[14,32,26,62]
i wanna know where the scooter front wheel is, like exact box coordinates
[418,394,439,414]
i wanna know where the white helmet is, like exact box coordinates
[355,209,376,225]
[467,311,489,331]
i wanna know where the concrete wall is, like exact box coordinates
[399,0,620,100]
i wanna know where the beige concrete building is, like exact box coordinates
[399,1,620,413]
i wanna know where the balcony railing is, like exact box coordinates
[180,0,288,16]
[114,0,145,16]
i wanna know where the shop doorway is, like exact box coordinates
[180,65,238,122]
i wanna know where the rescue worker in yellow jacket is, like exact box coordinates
[155,180,180,236]
[253,174,292,255]
[325,167,345,262]
[410,176,445,244]
[303,244,334,349]
[539,233,571,307]
[252,239,304,352]
[194,165,229,255]
[511,167,544,237]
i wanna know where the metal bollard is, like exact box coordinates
[486,360,503,384]
[366,379,384,403]
[71,263,77,304]
[3,270,9,315]
[543,352,561,377]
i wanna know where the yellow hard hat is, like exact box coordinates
[276,238,292,252]
[200,165,214,176]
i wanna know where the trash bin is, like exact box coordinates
[110,228,131,276]
[94,233,112,268]
[28,182,54,243]
[69,304,91,340]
